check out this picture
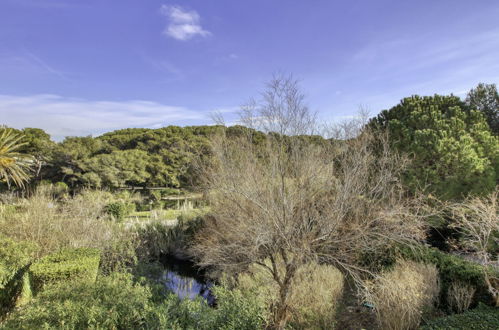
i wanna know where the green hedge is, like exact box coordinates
[421,304,499,329]
[29,248,100,294]
[0,235,39,315]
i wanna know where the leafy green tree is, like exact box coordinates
[19,128,56,180]
[79,150,152,188]
[466,83,499,135]
[370,95,498,199]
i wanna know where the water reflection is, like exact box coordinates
[158,256,214,305]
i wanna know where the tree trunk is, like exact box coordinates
[271,283,291,330]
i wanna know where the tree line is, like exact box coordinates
[1,82,498,201]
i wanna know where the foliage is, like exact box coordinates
[445,190,499,305]
[29,248,100,294]
[366,260,440,330]
[466,83,499,135]
[447,281,476,313]
[135,216,204,260]
[370,94,498,199]
[0,236,38,288]
[0,188,118,257]
[2,272,266,330]
[237,261,344,329]
[154,286,266,330]
[0,128,33,188]
[395,245,497,307]
[420,303,499,330]
[1,272,161,329]
[193,75,426,329]
[0,236,39,316]
[104,201,134,221]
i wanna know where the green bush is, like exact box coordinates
[154,286,266,330]
[420,303,499,329]
[104,201,134,221]
[29,248,100,294]
[2,273,266,330]
[0,235,38,315]
[1,273,162,329]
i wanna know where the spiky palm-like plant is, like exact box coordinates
[0,128,33,188]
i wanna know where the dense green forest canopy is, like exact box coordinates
[0,125,272,190]
[2,86,498,199]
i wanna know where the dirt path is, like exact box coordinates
[335,282,378,330]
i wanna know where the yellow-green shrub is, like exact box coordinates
[29,248,100,294]
[238,261,344,329]
[367,260,440,330]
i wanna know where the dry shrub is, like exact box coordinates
[367,260,440,330]
[0,187,137,270]
[447,281,476,313]
[238,260,344,329]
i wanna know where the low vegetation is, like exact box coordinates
[366,260,440,330]
[0,79,497,329]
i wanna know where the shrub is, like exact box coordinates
[0,236,38,316]
[135,216,204,260]
[1,273,161,329]
[367,260,440,330]
[420,303,499,330]
[237,261,344,328]
[135,221,184,260]
[29,248,100,294]
[0,189,135,272]
[447,281,476,313]
[365,244,497,307]
[105,201,134,221]
[99,229,139,274]
[395,245,496,307]
[154,286,266,330]
[2,273,266,330]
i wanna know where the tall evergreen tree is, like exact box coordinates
[466,83,499,135]
[370,95,498,200]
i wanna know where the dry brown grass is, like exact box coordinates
[366,260,440,330]
[238,260,344,329]
[0,187,137,271]
[447,281,476,313]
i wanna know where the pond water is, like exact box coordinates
[157,255,215,305]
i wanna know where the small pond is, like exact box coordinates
[157,255,215,305]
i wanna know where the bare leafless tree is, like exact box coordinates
[192,74,426,329]
[446,189,499,306]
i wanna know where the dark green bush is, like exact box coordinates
[104,201,134,221]
[0,235,38,315]
[420,303,499,329]
[29,248,100,294]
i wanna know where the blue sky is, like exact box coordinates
[1,0,498,140]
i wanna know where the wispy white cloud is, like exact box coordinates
[0,94,217,140]
[160,5,211,41]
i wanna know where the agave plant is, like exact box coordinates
[0,128,33,188]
